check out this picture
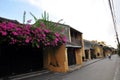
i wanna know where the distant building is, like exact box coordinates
[84,40,96,60]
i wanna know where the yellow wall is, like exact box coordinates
[75,48,83,65]
[93,46,103,58]
[44,32,84,72]
[44,44,69,72]
[104,50,111,57]
[81,34,85,57]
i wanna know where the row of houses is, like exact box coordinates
[47,22,116,72]
[0,17,116,78]
[84,40,115,61]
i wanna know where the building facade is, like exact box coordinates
[45,24,84,72]
[0,17,84,78]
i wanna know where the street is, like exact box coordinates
[62,54,120,80]
[14,54,120,80]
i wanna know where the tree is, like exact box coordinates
[117,44,120,56]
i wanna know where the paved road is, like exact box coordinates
[13,54,120,80]
[61,55,120,80]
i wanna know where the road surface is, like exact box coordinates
[12,54,120,80]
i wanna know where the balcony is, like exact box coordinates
[66,38,82,48]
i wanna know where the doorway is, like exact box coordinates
[67,48,76,66]
[0,45,44,78]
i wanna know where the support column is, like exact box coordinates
[88,49,91,60]
[46,44,69,72]
[75,48,83,65]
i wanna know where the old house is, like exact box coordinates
[84,40,96,60]
[66,26,84,67]
[45,23,84,72]
[103,46,113,57]
[92,42,104,58]
[0,17,84,78]
[0,17,46,78]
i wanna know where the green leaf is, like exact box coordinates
[30,12,38,22]
[23,11,26,24]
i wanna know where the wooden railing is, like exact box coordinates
[68,37,82,46]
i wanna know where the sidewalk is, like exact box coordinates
[69,58,102,72]
[3,58,102,80]
[82,58,102,67]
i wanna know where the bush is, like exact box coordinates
[117,44,120,56]
[0,12,66,48]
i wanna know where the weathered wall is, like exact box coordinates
[75,48,83,65]
[93,46,103,58]
[44,44,68,72]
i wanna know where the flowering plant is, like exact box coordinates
[0,12,66,48]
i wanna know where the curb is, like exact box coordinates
[81,58,103,68]
[0,70,51,80]
[0,59,103,80]
[68,58,103,73]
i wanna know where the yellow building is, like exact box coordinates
[0,17,84,78]
[92,43,104,58]
[44,24,84,72]
[103,46,113,57]
[84,40,94,61]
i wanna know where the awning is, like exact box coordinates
[66,44,81,48]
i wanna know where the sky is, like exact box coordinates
[0,0,120,48]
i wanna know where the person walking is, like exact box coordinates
[108,54,111,59]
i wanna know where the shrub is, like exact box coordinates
[0,12,66,48]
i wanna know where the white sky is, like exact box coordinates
[10,0,120,48]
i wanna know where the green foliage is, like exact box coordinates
[103,46,112,51]
[42,11,49,21]
[23,11,26,24]
[30,12,38,22]
[117,44,120,56]
[30,11,64,34]
[41,11,62,33]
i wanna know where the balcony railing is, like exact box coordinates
[67,37,82,46]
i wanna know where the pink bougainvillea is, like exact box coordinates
[0,20,66,48]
